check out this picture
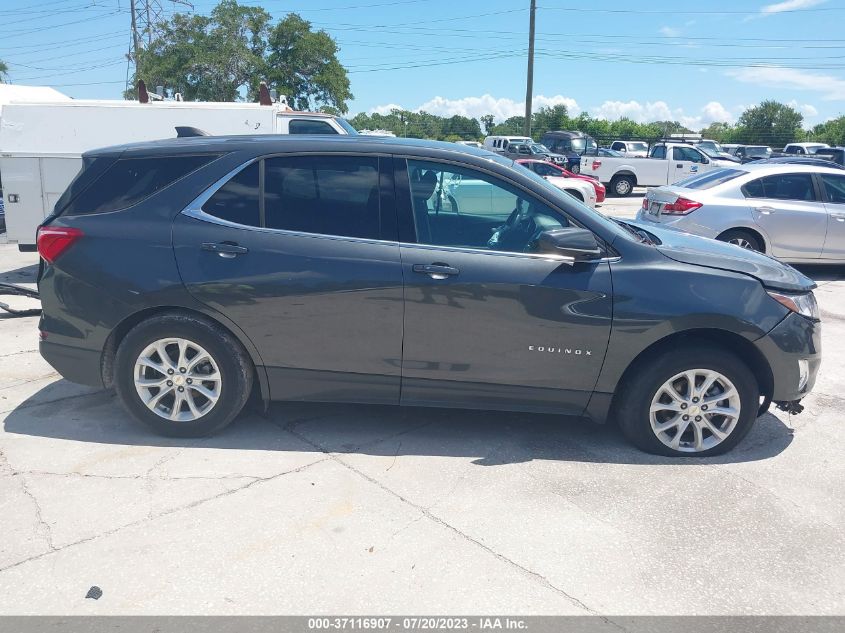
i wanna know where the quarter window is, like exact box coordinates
[651,146,666,159]
[742,173,816,201]
[202,162,260,226]
[264,155,380,239]
[407,159,569,254]
[288,119,338,135]
[63,154,216,215]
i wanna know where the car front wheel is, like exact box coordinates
[616,346,759,456]
[114,313,253,437]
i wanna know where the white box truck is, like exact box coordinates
[0,98,356,248]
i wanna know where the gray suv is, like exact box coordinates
[36,136,820,456]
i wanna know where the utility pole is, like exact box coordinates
[126,0,193,94]
[523,0,536,137]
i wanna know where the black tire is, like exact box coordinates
[615,346,759,457]
[609,175,635,197]
[717,229,764,253]
[114,313,253,437]
[569,163,581,175]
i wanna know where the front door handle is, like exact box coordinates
[831,213,845,222]
[676,163,684,168]
[413,263,460,280]
[202,242,249,258]
[756,206,776,215]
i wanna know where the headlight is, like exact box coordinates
[767,290,820,320]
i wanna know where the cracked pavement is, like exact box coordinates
[0,239,843,615]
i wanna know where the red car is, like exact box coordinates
[516,158,606,203]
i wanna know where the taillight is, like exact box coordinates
[591,160,602,170]
[37,226,83,263]
[642,198,649,209]
[662,197,702,215]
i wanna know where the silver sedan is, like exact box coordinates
[635,163,845,263]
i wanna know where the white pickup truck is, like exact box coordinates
[581,142,735,197]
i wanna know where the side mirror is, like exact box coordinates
[537,228,602,262]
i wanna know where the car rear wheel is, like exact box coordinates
[569,163,581,175]
[115,313,253,437]
[717,229,764,253]
[616,346,759,456]
[610,175,634,197]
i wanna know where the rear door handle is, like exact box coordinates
[831,213,845,222]
[413,263,460,280]
[201,242,249,258]
[756,206,776,215]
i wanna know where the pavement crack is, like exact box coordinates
[17,474,57,553]
[0,456,328,574]
[284,424,614,621]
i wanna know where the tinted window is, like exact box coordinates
[264,155,380,239]
[63,155,215,215]
[533,162,561,177]
[784,145,800,154]
[407,159,569,254]
[743,173,816,201]
[821,173,845,203]
[288,119,338,135]
[202,162,260,226]
[651,146,666,159]
[611,142,624,151]
[675,168,744,190]
[673,146,704,163]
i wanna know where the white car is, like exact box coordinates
[783,142,830,155]
[610,140,649,158]
[540,175,597,208]
[635,163,845,263]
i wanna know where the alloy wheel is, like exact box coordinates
[728,237,755,250]
[649,369,741,453]
[133,338,221,422]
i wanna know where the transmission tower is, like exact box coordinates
[126,0,194,94]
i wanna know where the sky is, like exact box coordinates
[2,0,844,130]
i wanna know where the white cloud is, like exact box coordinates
[761,0,826,14]
[589,99,735,131]
[369,103,403,115]
[659,26,681,37]
[727,66,845,100]
[370,94,580,122]
[786,99,820,118]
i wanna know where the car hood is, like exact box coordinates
[627,221,815,293]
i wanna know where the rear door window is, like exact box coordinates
[289,119,338,135]
[62,154,216,215]
[742,173,816,201]
[263,155,380,239]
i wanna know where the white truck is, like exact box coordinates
[581,142,735,197]
[0,98,356,248]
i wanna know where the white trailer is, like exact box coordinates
[0,99,355,248]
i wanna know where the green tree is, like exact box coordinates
[734,100,803,147]
[531,104,570,140]
[811,116,845,146]
[133,1,351,112]
[265,13,352,113]
[491,115,525,136]
[0,59,7,82]
[480,114,495,135]
[699,121,735,142]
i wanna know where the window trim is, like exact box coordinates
[184,153,392,243]
[818,172,845,204]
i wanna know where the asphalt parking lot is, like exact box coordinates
[1,201,843,615]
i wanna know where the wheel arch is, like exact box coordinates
[611,169,637,183]
[716,226,770,253]
[101,305,270,406]
[608,328,773,418]
[564,188,584,201]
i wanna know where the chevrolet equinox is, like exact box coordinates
[36,136,821,456]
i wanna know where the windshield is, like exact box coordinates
[673,168,746,190]
[629,142,648,152]
[699,147,720,158]
[532,144,551,153]
[335,117,359,135]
